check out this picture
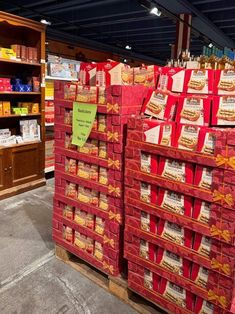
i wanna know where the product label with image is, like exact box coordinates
[199,300,214,314]
[141,211,150,231]
[164,281,186,308]
[199,168,212,190]
[141,152,151,173]
[218,70,235,94]
[195,266,209,288]
[161,191,185,215]
[217,96,235,124]
[188,70,208,93]
[140,239,149,260]
[140,182,151,203]
[160,250,183,275]
[178,125,199,151]
[180,98,204,125]
[145,91,168,119]
[144,269,153,290]
[160,124,172,146]
[197,202,211,224]
[201,133,215,155]
[198,236,211,257]
[162,159,186,182]
[162,221,184,245]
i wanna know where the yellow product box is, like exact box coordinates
[0,102,3,115]
[0,48,16,60]
[12,108,21,114]
[31,103,39,113]
[3,101,11,115]
[45,81,54,100]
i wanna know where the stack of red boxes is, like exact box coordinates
[124,66,235,313]
[52,80,148,276]
[0,77,12,92]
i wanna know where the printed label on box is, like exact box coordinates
[163,281,186,308]
[160,250,183,275]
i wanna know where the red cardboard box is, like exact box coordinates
[141,89,178,121]
[211,96,235,126]
[96,62,133,86]
[175,124,200,151]
[133,65,161,87]
[158,67,186,93]
[194,166,213,190]
[158,157,194,184]
[176,95,211,126]
[197,127,217,155]
[140,152,158,174]
[184,69,214,94]
[79,62,97,86]
[214,69,235,95]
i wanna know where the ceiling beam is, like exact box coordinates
[202,6,235,13]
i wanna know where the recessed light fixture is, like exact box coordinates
[208,42,213,48]
[125,45,132,50]
[123,59,128,63]
[150,7,161,16]
[40,19,51,26]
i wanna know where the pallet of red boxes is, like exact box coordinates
[52,81,148,276]
[124,116,235,314]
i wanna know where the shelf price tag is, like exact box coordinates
[72,102,97,147]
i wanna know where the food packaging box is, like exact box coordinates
[3,101,11,115]
[11,44,21,59]
[76,85,98,103]
[0,102,3,115]
[157,189,193,217]
[0,47,16,60]
[184,69,214,94]
[143,119,175,146]
[96,61,133,86]
[140,152,158,174]
[211,96,235,125]
[79,62,97,86]
[158,67,185,93]
[176,95,211,126]
[20,45,27,61]
[141,89,178,120]
[197,127,217,155]
[175,124,200,151]
[214,69,235,95]
[158,157,194,184]
[27,47,33,63]
[133,65,161,87]
[194,297,215,314]
[0,78,11,86]
[194,166,213,190]
[32,48,38,63]
[140,182,158,204]
[192,200,211,225]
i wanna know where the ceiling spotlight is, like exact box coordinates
[123,59,128,63]
[125,45,132,50]
[40,19,51,26]
[208,42,213,48]
[150,7,161,16]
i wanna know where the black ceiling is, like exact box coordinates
[0,0,235,63]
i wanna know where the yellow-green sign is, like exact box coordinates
[72,102,97,147]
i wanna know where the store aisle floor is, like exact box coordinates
[0,179,138,314]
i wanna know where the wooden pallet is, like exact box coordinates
[55,244,167,314]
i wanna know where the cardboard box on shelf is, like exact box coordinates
[79,62,97,86]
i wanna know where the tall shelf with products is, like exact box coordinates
[0,11,46,199]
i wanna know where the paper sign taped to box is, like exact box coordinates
[72,102,97,147]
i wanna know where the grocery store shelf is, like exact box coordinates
[0,113,41,118]
[45,75,78,81]
[45,165,54,173]
[45,97,54,100]
[45,122,54,127]
[0,91,41,95]
[0,58,41,66]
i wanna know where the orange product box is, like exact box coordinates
[158,278,194,310]
[211,96,235,126]
[197,127,216,155]
[141,89,178,121]
[143,119,176,146]
[96,61,133,86]
[184,69,214,94]
[214,69,235,95]
[194,166,213,191]
[0,102,3,115]
[176,95,211,126]
[158,157,194,184]
[3,101,11,115]
[133,65,161,87]
[157,188,193,217]
[140,152,158,174]
[79,62,97,86]
[175,123,200,151]
[11,44,21,59]
[76,85,98,103]
[158,66,186,93]
[156,247,192,278]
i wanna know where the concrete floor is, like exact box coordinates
[0,179,138,314]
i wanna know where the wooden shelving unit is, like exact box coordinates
[0,11,46,200]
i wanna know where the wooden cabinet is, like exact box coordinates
[0,12,46,199]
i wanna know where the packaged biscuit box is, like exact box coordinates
[90,164,98,182]
[133,65,161,87]
[98,114,107,132]
[90,139,99,156]
[176,95,211,126]
[86,213,94,230]
[140,211,157,233]
[77,161,90,179]
[64,83,77,101]
[140,182,158,204]
[197,128,216,155]
[64,109,73,125]
[99,141,107,159]
[99,193,109,211]
[194,166,213,190]
[158,67,185,93]
[214,69,235,95]
[65,158,77,175]
[74,231,87,250]
[99,167,108,185]
[142,90,177,121]
[95,217,105,235]
[94,241,103,261]
[66,182,77,199]
[98,86,106,104]
[92,116,98,131]
[144,269,153,290]
[63,205,74,220]
[140,152,158,174]
[90,190,99,207]
[78,62,97,86]
[212,96,235,125]
[157,189,192,217]
[158,157,194,184]
[184,69,214,94]
[76,85,98,103]
[143,119,175,146]
[78,140,91,154]
[65,133,76,150]
[86,236,94,255]
[194,297,214,314]
[74,208,87,226]
[191,264,209,288]
[192,200,211,225]
[175,124,200,151]
[77,186,90,203]
[139,239,155,261]
[63,226,73,243]
[193,234,211,258]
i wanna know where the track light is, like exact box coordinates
[125,45,132,50]
[150,7,161,16]
[40,19,51,26]
[208,42,213,48]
